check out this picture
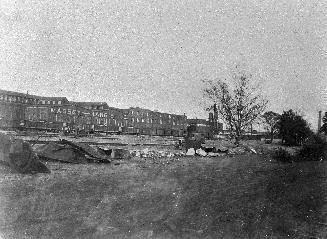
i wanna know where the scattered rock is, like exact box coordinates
[249,147,257,154]
[167,153,175,157]
[228,147,246,155]
[207,152,224,157]
[135,151,141,157]
[186,148,195,156]
[216,146,228,152]
[196,148,207,156]
[142,148,149,155]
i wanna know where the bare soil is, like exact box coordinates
[0,151,327,239]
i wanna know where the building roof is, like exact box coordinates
[73,101,108,106]
[187,118,208,125]
[0,89,68,101]
[129,107,186,117]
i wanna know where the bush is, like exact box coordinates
[273,147,294,163]
[298,135,327,161]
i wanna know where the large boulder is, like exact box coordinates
[0,133,50,174]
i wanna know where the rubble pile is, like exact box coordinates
[127,144,257,159]
[129,148,185,158]
[36,139,113,163]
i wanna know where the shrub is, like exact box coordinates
[273,147,293,163]
[298,135,327,161]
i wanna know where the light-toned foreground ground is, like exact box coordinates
[0,153,327,239]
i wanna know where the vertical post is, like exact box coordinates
[318,111,322,132]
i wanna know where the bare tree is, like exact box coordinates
[262,111,280,143]
[203,67,267,145]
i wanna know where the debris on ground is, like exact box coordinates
[97,147,131,159]
[36,140,111,163]
[61,139,109,161]
[196,148,207,157]
[0,133,50,174]
[36,142,90,163]
[207,152,225,157]
[228,147,247,155]
[186,148,196,156]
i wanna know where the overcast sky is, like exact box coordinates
[0,0,326,129]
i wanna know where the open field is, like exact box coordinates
[0,152,327,239]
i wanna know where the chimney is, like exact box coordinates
[213,104,218,120]
[318,111,322,132]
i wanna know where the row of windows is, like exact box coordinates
[0,94,62,105]
[130,117,185,125]
[95,118,131,127]
[39,100,62,105]
[130,110,182,121]
[84,105,105,110]
[26,111,186,128]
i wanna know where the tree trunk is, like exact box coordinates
[234,137,240,146]
[270,128,274,143]
[234,130,241,146]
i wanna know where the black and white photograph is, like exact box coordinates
[0,0,327,238]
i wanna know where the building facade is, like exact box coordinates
[0,89,187,136]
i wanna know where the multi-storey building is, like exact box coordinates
[0,89,188,136]
[187,117,223,139]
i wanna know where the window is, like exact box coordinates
[58,101,62,105]
[86,116,91,125]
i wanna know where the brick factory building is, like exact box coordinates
[0,89,190,136]
[187,118,223,139]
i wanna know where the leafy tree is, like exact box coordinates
[319,113,327,135]
[278,110,312,146]
[262,111,280,142]
[203,66,267,145]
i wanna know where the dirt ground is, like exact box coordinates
[1,148,327,239]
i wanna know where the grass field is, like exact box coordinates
[0,154,327,239]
